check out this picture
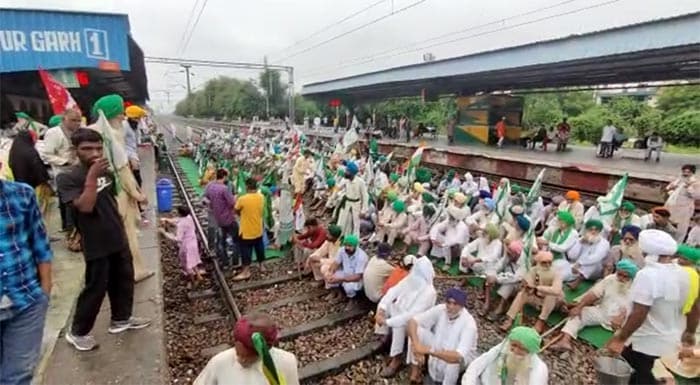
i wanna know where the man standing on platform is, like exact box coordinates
[58,129,150,352]
[0,179,53,385]
[599,119,617,158]
[40,108,82,233]
[556,117,570,152]
[496,116,507,148]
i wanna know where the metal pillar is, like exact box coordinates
[287,67,295,125]
[182,64,192,95]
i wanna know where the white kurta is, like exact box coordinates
[430,219,469,263]
[462,342,548,385]
[194,348,300,385]
[666,176,700,242]
[460,238,503,274]
[567,237,611,280]
[409,305,478,385]
[337,177,369,236]
[543,227,579,281]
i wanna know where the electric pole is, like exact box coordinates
[264,56,271,119]
[181,64,192,95]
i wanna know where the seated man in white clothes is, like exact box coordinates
[407,288,478,385]
[462,326,547,385]
[375,257,437,378]
[551,259,637,352]
[375,200,408,246]
[483,240,526,318]
[564,219,611,289]
[363,242,395,303]
[400,204,433,256]
[194,314,299,385]
[459,223,504,275]
[466,197,498,234]
[430,205,470,271]
[324,235,368,304]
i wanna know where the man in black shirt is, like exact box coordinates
[57,128,150,351]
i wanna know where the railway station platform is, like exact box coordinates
[301,129,690,205]
[37,146,167,385]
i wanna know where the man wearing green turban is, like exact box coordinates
[376,200,408,246]
[305,224,343,283]
[464,326,548,384]
[676,244,699,315]
[552,258,636,352]
[48,114,63,127]
[91,93,151,282]
[325,233,369,302]
[389,172,399,184]
[609,200,641,245]
[563,218,611,290]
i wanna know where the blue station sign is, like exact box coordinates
[0,9,131,73]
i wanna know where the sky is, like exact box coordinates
[5,0,700,111]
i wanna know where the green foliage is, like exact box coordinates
[569,106,610,143]
[294,95,321,120]
[175,76,266,119]
[658,110,700,146]
[367,98,456,131]
[558,92,596,117]
[656,85,700,117]
[259,69,288,117]
[522,94,562,129]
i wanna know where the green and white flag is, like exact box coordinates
[495,179,511,222]
[525,168,546,209]
[597,173,628,216]
[406,146,424,183]
[521,227,535,271]
[94,111,124,195]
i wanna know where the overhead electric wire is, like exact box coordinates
[175,0,203,56]
[299,0,579,76]
[301,0,622,81]
[180,0,210,56]
[275,0,428,63]
[270,0,388,59]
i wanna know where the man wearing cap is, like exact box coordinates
[640,207,677,238]
[483,240,526,318]
[194,314,299,385]
[336,161,369,236]
[306,225,342,285]
[363,242,396,303]
[500,251,563,333]
[325,234,369,302]
[430,205,470,270]
[604,225,644,275]
[548,190,584,230]
[407,288,478,384]
[552,260,637,351]
[375,200,408,246]
[604,229,693,385]
[564,219,611,289]
[401,204,433,255]
[463,326,548,385]
[376,257,437,377]
[608,201,641,245]
[502,209,530,244]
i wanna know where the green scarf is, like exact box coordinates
[252,332,286,385]
[547,227,572,260]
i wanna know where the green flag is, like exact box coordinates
[495,179,511,222]
[526,168,546,210]
[597,173,628,216]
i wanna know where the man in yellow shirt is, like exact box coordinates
[234,177,265,281]
[676,244,699,314]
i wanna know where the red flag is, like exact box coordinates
[38,69,80,115]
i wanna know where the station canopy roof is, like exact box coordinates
[302,12,700,102]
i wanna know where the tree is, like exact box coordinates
[294,95,321,121]
[258,69,288,117]
[558,91,595,117]
[522,94,562,129]
[659,110,700,146]
[569,105,610,143]
[656,85,700,118]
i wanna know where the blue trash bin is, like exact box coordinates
[156,178,174,212]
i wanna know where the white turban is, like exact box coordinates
[639,229,677,256]
[403,254,417,266]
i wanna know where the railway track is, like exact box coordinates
[158,128,389,384]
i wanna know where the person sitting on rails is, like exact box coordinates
[233,177,266,281]
[323,234,368,304]
[499,251,563,334]
[292,217,326,271]
[305,224,342,287]
[375,200,408,246]
[381,254,417,296]
[202,168,237,268]
[399,204,434,256]
[459,223,503,287]
[57,128,151,352]
[194,313,300,385]
[363,242,395,303]
[551,259,637,352]
[561,219,611,290]
[159,205,204,287]
[375,256,437,378]
[405,182,425,214]
[429,204,470,272]
[466,196,498,235]
[539,210,579,280]
[502,209,530,245]
[462,326,548,385]
[483,240,527,320]
[604,224,645,275]
[607,200,642,246]
[546,190,584,230]
[407,287,478,385]
[639,206,677,239]
[373,191,398,239]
